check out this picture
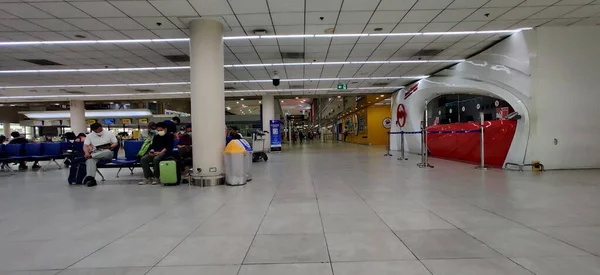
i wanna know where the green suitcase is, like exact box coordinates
[159,159,180,186]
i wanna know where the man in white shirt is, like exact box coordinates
[83,123,118,187]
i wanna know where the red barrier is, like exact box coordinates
[427,120,517,167]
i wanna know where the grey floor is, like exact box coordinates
[1,143,600,275]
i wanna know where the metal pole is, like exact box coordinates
[399,131,407,160]
[475,112,489,170]
[418,100,434,168]
[384,132,392,156]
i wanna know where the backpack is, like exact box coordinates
[137,138,153,158]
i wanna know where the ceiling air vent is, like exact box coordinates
[163,54,190,63]
[289,85,304,89]
[281,52,305,59]
[22,59,62,66]
[372,82,390,87]
[135,89,154,93]
[415,49,444,56]
[224,86,236,90]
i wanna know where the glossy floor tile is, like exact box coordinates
[1,143,600,274]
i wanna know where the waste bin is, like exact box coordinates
[239,139,253,182]
[224,139,252,186]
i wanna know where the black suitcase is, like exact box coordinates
[68,158,87,185]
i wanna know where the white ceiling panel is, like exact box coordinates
[149,0,199,17]
[70,2,126,18]
[341,0,379,11]
[0,3,52,19]
[337,11,373,25]
[306,0,343,12]
[555,0,595,4]
[64,18,112,31]
[111,1,162,17]
[531,5,580,19]
[228,0,269,14]
[497,7,546,20]
[377,0,418,11]
[402,10,442,23]
[267,0,305,13]
[369,10,407,24]
[133,17,177,30]
[413,0,454,10]
[99,18,145,30]
[519,0,563,6]
[448,0,489,9]
[237,13,272,27]
[563,5,600,17]
[433,9,476,22]
[465,8,512,21]
[188,0,233,15]
[484,0,526,8]
[272,13,304,26]
[28,19,80,32]
[30,2,90,18]
[0,19,47,31]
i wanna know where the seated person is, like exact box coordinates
[138,122,156,141]
[139,122,174,185]
[83,123,118,187]
[9,132,40,170]
[176,124,192,173]
[0,135,6,145]
[0,135,7,159]
[74,133,86,143]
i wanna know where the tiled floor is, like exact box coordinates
[1,142,600,274]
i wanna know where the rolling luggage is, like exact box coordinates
[68,158,87,185]
[159,158,180,186]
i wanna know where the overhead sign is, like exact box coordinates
[337,84,347,90]
[121,118,132,124]
[86,119,97,125]
[287,115,306,121]
[138,118,148,124]
[396,104,407,127]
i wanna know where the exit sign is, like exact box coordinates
[337,83,347,90]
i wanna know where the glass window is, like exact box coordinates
[427,94,514,125]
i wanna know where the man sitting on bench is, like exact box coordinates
[83,123,118,187]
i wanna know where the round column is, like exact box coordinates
[189,19,226,186]
[69,100,87,134]
[3,121,11,137]
[261,95,275,151]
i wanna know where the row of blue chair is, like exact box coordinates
[0,143,66,174]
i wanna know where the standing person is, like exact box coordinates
[83,123,118,187]
[138,122,156,141]
[9,132,40,170]
[163,117,180,134]
[139,122,174,185]
[299,131,305,143]
[226,126,243,145]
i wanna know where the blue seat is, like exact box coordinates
[0,144,16,175]
[5,144,25,160]
[24,143,43,159]
[37,143,64,171]
[111,140,143,178]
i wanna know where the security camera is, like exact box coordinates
[272,72,280,86]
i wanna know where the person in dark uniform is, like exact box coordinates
[163,117,181,134]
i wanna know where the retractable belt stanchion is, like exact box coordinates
[398,131,408,160]
[418,101,434,169]
[384,131,393,156]
[475,112,489,170]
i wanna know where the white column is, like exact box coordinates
[189,19,226,186]
[3,121,11,137]
[261,95,275,151]
[70,100,87,134]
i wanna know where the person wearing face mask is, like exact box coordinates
[139,122,174,185]
[138,122,157,141]
[83,123,118,187]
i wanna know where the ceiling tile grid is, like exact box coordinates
[0,0,598,99]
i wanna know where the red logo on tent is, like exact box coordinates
[396,104,407,127]
[404,83,419,100]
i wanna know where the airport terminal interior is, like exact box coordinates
[1,0,600,274]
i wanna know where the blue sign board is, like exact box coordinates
[270,120,282,151]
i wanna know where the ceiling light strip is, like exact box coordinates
[1,77,425,89]
[0,60,462,74]
[0,28,533,46]
[0,87,403,100]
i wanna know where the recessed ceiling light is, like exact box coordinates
[337,96,341,98]
[236,101,239,104]
[295,97,299,99]
[380,95,384,97]
[152,101,157,103]
[240,98,244,101]
[281,100,284,103]
[259,101,262,104]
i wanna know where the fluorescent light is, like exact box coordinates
[19,109,152,119]
[0,61,462,74]
[0,28,531,47]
